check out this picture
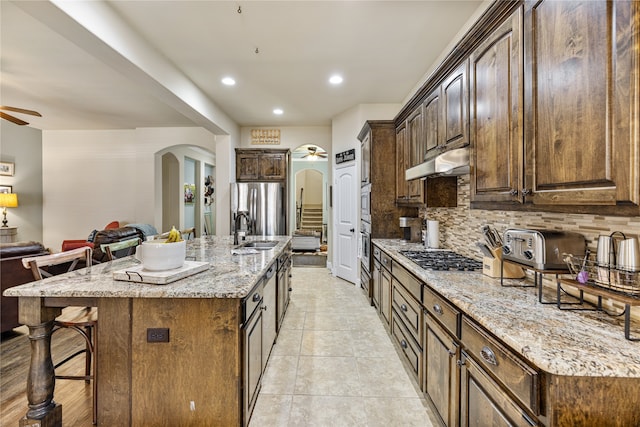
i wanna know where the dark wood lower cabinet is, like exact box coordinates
[380,266,392,325]
[460,351,536,427]
[372,258,381,309]
[424,312,460,427]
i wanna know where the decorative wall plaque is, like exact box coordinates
[251,129,281,145]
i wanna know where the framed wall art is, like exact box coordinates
[0,185,12,193]
[0,162,14,176]
[184,183,196,204]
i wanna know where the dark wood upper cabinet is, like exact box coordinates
[470,7,524,205]
[407,105,425,168]
[441,61,470,152]
[523,0,639,214]
[395,122,409,203]
[236,149,289,182]
[423,90,441,157]
[424,61,470,161]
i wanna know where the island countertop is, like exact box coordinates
[373,238,640,379]
[4,235,291,300]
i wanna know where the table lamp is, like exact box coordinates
[0,193,18,227]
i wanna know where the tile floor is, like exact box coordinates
[249,267,438,427]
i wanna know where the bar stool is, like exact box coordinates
[100,236,141,260]
[22,247,97,424]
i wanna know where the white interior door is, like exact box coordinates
[333,163,357,284]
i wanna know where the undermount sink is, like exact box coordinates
[237,240,278,250]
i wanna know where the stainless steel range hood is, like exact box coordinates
[405,147,470,180]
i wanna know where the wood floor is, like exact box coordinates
[1,322,94,426]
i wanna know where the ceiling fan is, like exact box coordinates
[302,146,327,159]
[0,106,42,126]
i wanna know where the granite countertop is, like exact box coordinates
[373,238,640,378]
[4,236,290,299]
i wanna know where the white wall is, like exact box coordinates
[42,127,219,250]
[0,121,44,243]
[329,103,401,270]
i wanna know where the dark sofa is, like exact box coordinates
[1,241,49,333]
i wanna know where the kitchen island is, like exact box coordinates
[4,235,292,427]
[372,239,640,426]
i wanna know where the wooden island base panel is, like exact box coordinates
[6,236,292,427]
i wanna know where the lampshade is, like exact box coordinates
[0,193,18,208]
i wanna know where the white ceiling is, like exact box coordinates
[1,0,486,132]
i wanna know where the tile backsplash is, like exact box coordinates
[420,175,640,261]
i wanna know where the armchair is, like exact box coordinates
[1,241,49,333]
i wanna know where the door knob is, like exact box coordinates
[350,228,355,233]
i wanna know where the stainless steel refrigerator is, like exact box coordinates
[231,182,286,236]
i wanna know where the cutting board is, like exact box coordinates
[113,261,209,285]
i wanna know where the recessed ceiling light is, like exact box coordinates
[329,75,343,85]
[221,77,236,86]
[273,108,283,115]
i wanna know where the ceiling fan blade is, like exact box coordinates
[0,106,42,117]
[0,111,29,126]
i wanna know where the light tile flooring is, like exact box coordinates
[249,267,438,426]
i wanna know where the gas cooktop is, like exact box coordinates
[400,250,482,272]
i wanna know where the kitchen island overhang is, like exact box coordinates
[4,235,292,427]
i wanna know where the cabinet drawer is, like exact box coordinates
[392,282,422,346]
[391,315,421,382]
[392,261,421,302]
[243,281,263,323]
[461,316,539,415]
[380,251,392,271]
[373,245,381,262]
[423,286,460,338]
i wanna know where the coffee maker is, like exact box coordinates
[399,217,422,243]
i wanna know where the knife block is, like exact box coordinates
[483,247,525,279]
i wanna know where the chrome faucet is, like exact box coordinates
[234,211,250,245]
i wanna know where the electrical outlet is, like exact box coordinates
[147,328,169,343]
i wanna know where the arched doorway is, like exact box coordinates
[156,145,216,236]
[291,144,328,266]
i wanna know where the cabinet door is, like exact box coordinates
[396,123,408,202]
[259,152,286,181]
[407,105,425,168]
[524,0,639,210]
[423,88,441,160]
[372,259,381,309]
[424,313,459,427]
[262,271,277,370]
[361,132,371,185]
[236,152,260,181]
[441,60,470,151]
[243,308,262,422]
[460,352,536,427]
[380,266,392,325]
[470,7,523,204]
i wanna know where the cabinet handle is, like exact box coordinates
[448,349,456,357]
[400,340,408,349]
[252,293,261,302]
[400,304,408,312]
[288,287,292,292]
[521,188,532,196]
[433,303,443,315]
[480,346,498,366]
[262,306,267,311]
[456,359,465,367]
[509,189,518,196]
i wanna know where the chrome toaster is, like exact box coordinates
[502,229,586,270]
